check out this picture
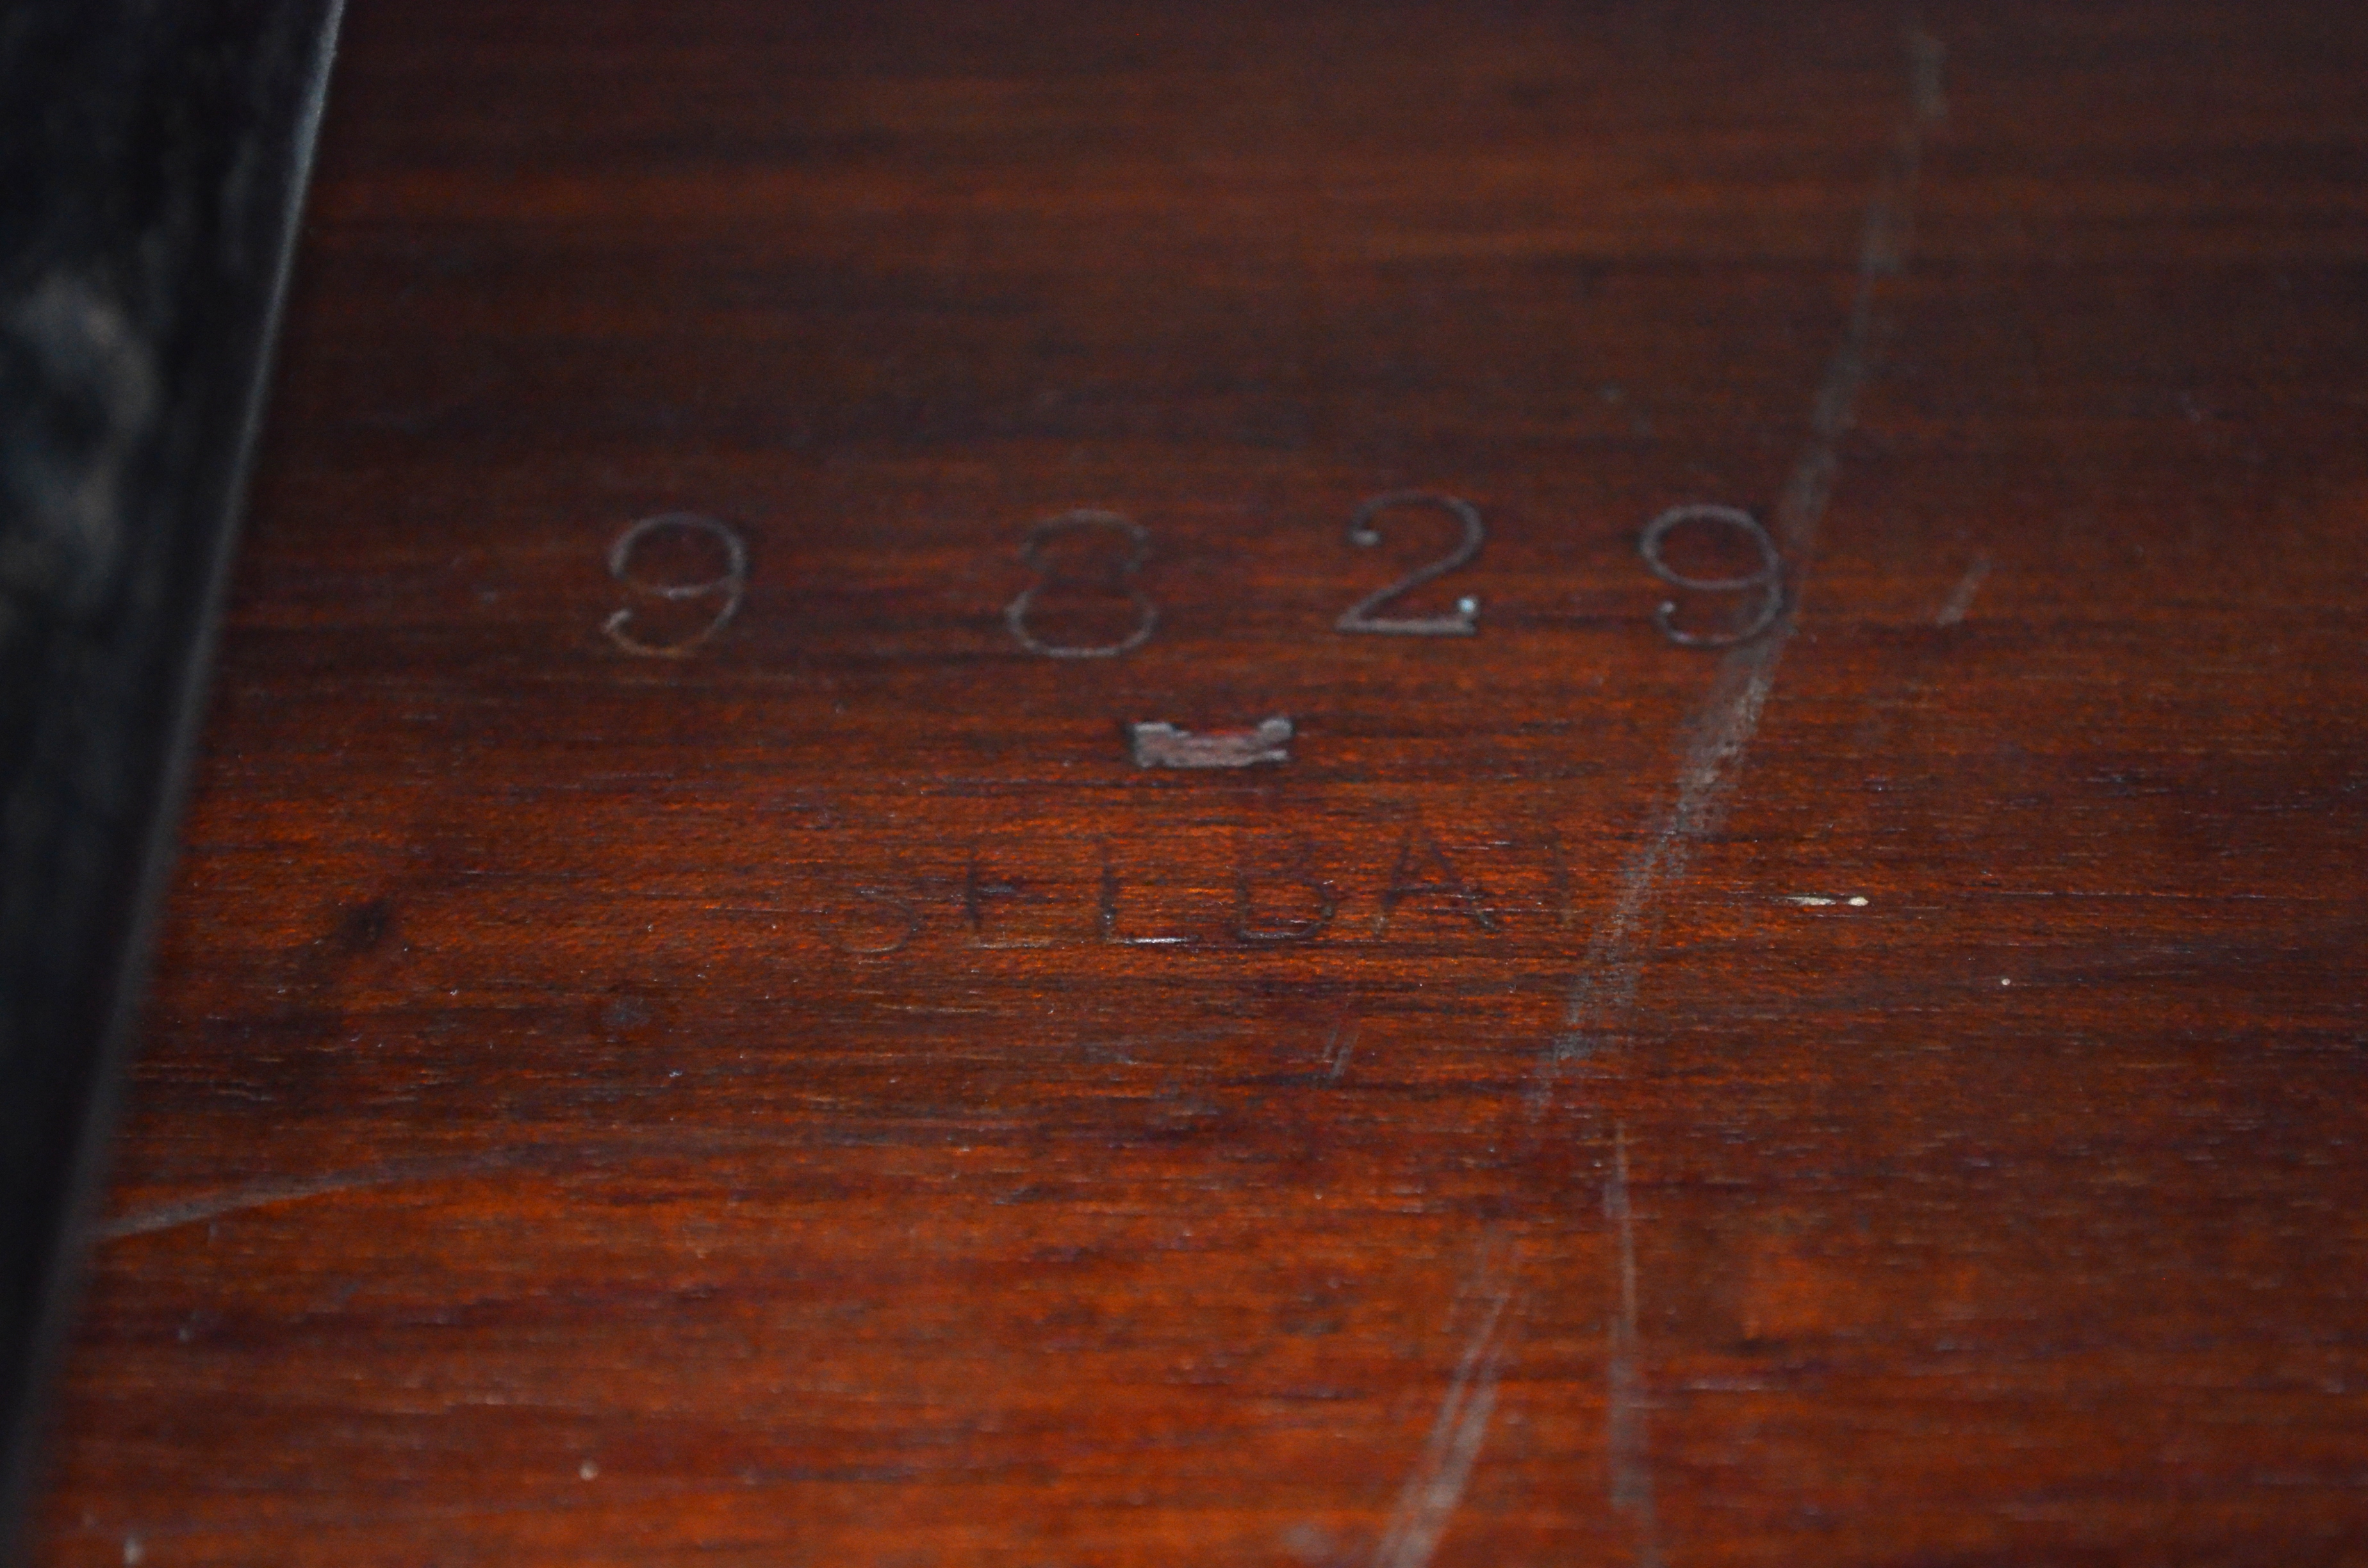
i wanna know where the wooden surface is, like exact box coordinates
[27,1,2368,1562]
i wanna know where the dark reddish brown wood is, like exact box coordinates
[26,1,2368,1563]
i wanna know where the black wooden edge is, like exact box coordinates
[0,3,347,1556]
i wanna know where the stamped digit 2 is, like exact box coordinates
[1335,491,1484,637]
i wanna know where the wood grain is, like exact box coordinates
[27,1,2368,1563]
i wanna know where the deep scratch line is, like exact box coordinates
[1533,21,1946,1109]
[1372,1280,1513,1568]
[1379,26,1947,1568]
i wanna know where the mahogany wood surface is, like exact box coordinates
[26,1,2368,1563]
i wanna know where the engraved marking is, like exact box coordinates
[832,883,920,955]
[966,849,1054,949]
[1640,503,1784,648]
[1128,714,1293,769]
[1374,828,1499,935]
[604,512,747,658]
[1234,838,1339,945]
[1006,509,1156,658]
[1606,1125,1663,1567]
[1337,491,1485,636]
[816,828,1602,958]
[1099,845,1195,947]
[1371,1264,1513,1568]
[1936,553,1991,626]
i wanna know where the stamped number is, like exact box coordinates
[603,512,748,658]
[1335,491,1484,636]
[1005,510,1158,658]
[593,493,1789,669]
[1640,503,1782,648]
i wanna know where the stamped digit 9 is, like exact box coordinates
[1639,503,1782,648]
[604,512,748,658]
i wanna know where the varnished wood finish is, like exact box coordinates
[29,2,2368,1562]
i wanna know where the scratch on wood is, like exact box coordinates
[1371,1266,1513,1568]
[1503,28,1943,1556]
[94,1152,528,1242]
[1606,1125,1662,1567]
[1936,554,1991,626]
[1373,23,1946,1557]
[1324,1013,1360,1082]
[1534,20,1943,1106]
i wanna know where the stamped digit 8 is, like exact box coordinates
[1004,510,1158,658]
